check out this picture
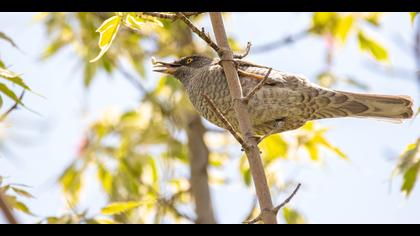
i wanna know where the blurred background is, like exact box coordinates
[0,12,419,224]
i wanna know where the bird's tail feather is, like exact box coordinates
[315,90,414,122]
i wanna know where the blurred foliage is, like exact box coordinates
[309,13,391,92]
[0,176,34,217]
[1,12,418,224]
[37,12,340,224]
[410,12,418,25]
[0,32,31,112]
[394,139,420,196]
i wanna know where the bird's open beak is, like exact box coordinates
[152,59,180,75]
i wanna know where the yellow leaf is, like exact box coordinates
[125,14,146,31]
[336,15,354,43]
[410,12,418,25]
[283,207,306,224]
[101,201,141,215]
[357,30,389,62]
[305,142,319,161]
[259,134,288,162]
[95,218,118,224]
[401,162,420,196]
[90,15,121,63]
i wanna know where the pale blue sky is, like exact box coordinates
[0,12,419,224]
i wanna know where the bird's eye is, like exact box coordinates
[186,58,193,64]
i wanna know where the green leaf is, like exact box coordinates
[42,39,67,60]
[83,62,97,87]
[97,163,113,194]
[11,187,34,199]
[311,12,338,33]
[0,68,31,91]
[101,201,141,215]
[240,157,252,186]
[363,13,382,27]
[357,30,389,62]
[305,142,319,161]
[401,162,420,196]
[0,32,19,49]
[259,134,288,162]
[415,107,420,119]
[90,15,121,63]
[136,13,164,28]
[410,12,418,25]
[283,207,306,224]
[14,201,34,216]
[317,136,348,160]
[0,83,23,105]
[59,164,83,205]
[147,156,159,185]
[124,14,146,31]
[336,15,354,43]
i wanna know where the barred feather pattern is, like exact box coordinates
[183,63,413,136]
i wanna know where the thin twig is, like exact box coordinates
[175,13,223,55]
[0,191,18,224]
[0,90,25,122]
[142,12,204,20]
[203,94,247,149]
[247,183,301,224]
[234,42,252,59]
[242,68,272,103]
[242,198,257,223]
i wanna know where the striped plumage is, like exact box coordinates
[153,55,414,137]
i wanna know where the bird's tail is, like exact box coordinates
[314,90,414,121]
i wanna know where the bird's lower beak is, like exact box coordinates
[152,60,180,75]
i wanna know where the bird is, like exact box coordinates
[153,55,414,139]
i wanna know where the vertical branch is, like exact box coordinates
[0,192,18,224]
[209,13,277,224]
[186,113,217,224]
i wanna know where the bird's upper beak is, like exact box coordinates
[152,59,181,75]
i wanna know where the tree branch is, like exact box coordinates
[175,13,223,55]
[186,114,217,224]
[242,68,272,103]
[203,94,247,148]
[208,12,277,224]
[0,90,25,122]
[0,191,18,224]
[246,183,301,224]
[142,12,204,20]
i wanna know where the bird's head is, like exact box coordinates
[152,55,214,84]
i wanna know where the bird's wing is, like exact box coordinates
[239,64,311,89]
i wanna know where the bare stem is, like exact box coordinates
[209,12,277,224]
[242,68,272,103]
[247,183,301,224]
[0,90,25,122]
[142,12,204,20]
[175,13,223,55]
[203,94,247,148]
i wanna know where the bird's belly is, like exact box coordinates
[188,83,308,135]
